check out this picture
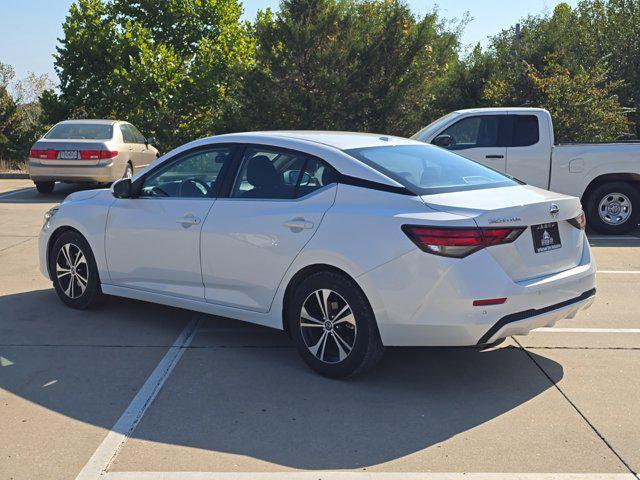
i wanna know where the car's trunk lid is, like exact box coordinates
[421,185,585,281]
[30,139,113,166]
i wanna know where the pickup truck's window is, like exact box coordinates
[440,115,508,150]
[512,115,539,146]
[141,147,234,198]
[345,144,518,195]
[45,123,113,140]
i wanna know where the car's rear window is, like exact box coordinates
[345,144,519,195]
[45,123,113,140]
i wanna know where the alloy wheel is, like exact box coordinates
[299,289,357,364]
[56,243,89,299]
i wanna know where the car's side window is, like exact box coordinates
[128,124,147,144]
[119,124,136,144]
[511,115,540,147]
[141,147,234,198]
[296,156,338,198]
[231,147,304,199]
[440,115,508,150]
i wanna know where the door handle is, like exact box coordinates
[177,214,201,227]
[283,218,314,230]
[485,154,504,159]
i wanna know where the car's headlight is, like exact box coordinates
[43,207,59,228]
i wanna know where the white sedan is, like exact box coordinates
[39,132,596,377]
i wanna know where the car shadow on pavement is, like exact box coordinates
[0,182,104,204]
[0,289,563,470]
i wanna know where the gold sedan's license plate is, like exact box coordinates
[58,150,79,160]
[531,222,561,253]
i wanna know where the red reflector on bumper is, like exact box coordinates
[473,298,507,307]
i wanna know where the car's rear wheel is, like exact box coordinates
[585,181,639,234]
[50,231,103,309]
[288,271,384,378]
[35,181,55,194]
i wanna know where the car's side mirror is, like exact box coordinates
[112,178,132,199]
[146,136,156,145]
[432,134,453,147]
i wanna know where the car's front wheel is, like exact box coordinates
[288,271,384,378]
[50,231,103,309]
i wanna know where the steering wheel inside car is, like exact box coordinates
[178,177,211,197]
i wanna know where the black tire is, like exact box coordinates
[585,181,640,234]
[49,231,103,309]
[287,271,385,378]
[35,181,55,194]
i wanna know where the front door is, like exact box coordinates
[437,114,508,172]
[201,145,337,312]
[105,145,237,299]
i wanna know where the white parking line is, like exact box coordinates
[103,471,637,480]
[598,270,640,274]
[534,328,640,333]
[75,315,202,480]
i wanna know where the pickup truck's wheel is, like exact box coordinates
[50,231,103,309]
[585,182,640,234]
[35,181,55,194]
[287,271,384,378]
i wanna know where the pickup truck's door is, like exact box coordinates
[504,114,549,189]
[437,114,508,171]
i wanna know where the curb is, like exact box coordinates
[0,172,29,179]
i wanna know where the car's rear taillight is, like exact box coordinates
[80,150,100,160]
[29,149,57,159]
[567,211,586,230]
[100,150,118,159]
[402,225,525,258]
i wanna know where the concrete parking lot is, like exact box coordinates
[1,179,639,480]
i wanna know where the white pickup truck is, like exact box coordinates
[412,107,640,234]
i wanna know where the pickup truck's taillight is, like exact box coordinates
[402,225,525,258]
[29,149,57,159]
[567,211,586,230]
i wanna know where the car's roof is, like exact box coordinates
[453,107,548,115]
[56,119,121,125]
[213,131,422,151]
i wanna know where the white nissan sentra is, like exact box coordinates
[39,132,596,377]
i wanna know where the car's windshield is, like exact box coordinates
[45,123,113,140]
[345,144,519,195]
[410,112,460,142]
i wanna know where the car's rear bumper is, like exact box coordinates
[29,159,124,183]
[476,287,596,345]
[361,234,596,346]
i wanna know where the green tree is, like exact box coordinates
[54,0,253,151]
[241,0,459,136]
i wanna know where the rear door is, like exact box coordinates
[200,145,337,312]
[437,114,509,171]
[118,124,140,172]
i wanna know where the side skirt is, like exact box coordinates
[100,284,283,331]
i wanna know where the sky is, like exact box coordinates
[0,0,579,84]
